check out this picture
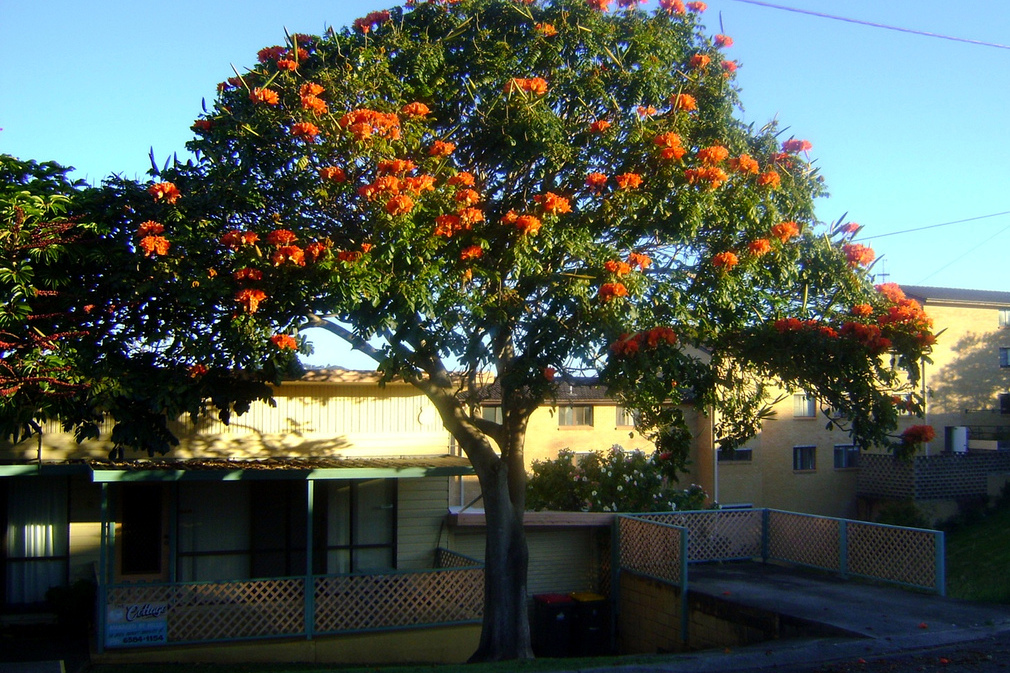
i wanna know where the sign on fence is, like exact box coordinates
[105,602,169,647]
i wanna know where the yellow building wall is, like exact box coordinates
[521,402,657,468]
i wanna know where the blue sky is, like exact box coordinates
[3,0,1008,367]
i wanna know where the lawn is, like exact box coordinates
[944,498,1010,603]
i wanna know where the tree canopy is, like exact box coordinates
[1,0,936,660]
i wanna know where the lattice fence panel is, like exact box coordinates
[767,511,841,571]
[617,516,682,583]
[314,567,484,634]
[108,579,305,644]
[639,510,762,562]
[435,548,482,568]
[847,522,938,590]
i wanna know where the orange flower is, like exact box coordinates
[291,122,320,140]
[605,260,632,276]
[250,88,279,105]
[841,322,891,355]
[589,119,611,133]
[501,210,519,225]
[403,175,436,194]
[455,188,481,206]
[687,1,707,10]
[258,46,286,63]
[401,102,431,116]
[221,230,258,249]
[139,236,170,256]
[757,171,781,189]
[771,221,800,242]
[843,243,875,267]
[514,214,542,235]
[504,77,549,95]
[598,282,628,301]
[429,140,456,157]
[534,192,571,214]
[137,221,164,236]
[448,172,476,187]
[188,364,208,378]
[636,105,657,118]
[460,245,484,261]
[696,145,729,166]
[627,252,652,270]
[353,10,391,33]
[271,245,305,266]
[615,173,643,189]
[672,93,697,111]
[585,172,608,192]
[901,425,935,446]
[654,132,686,160]
[337,250,362,263]
[458,207,485,226]
[587,0,610,11]
[712,251,738,270]
[148,182,181,204]
[270,334,298,350]
[714,34,733,48]
[277,59,298,71]
[543,366,557,382]
[747,239,771,256]
[875,283,906,303]
[192,119,213,132]
[721,60,738,73]
[434,214,463,237]
[645,326,677,348]
[300,82,324,97]
[535,23,558,37]
[305,241,331,263]
[319,166,346,182]
[267,229,298,247]
[385,194,415,216]
[659,0,686,13]
[782,139,813,153]
[851,303,873,317]
[235,288,267,313]
[690,54,711,69]
[339,108,401,141]
[728,154,759,174]
[233,267,263,282]
[684,167,728,189]
[377,159,417,175]
[301,95,328,115]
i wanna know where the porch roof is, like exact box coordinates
[1,456,474,481]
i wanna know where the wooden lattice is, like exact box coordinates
[617,516,683,583]
[847,521,937,589]
[435,548,482,568]
[767,510,841,570]
[639,510,762,562]
[313,567,484,634]
[107,579,305,644]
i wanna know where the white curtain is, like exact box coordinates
[5,477,68,604]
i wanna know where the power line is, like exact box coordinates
[917,221,1010,284]
[855,211,1010,241]
[726,0,1010,50]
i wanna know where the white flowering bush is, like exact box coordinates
[527,445,708,513]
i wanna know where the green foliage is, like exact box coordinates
[527,446,708,513]
[875,499,928,529]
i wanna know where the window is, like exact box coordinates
[1000,308,1010,328]
[717,447,753,462]
[793,393,816,418]
[481,405,503,424]
[615,405,637,427]
[793,445,816,471]
[559,405,594,427]
[4,477,69,604]
[314,479,396,574]
[833,444,860,469]
[1000,393,1010,415]
[1001,348,1010,368]
[120,483,165,576]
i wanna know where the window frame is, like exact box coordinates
[558,405,594,427]
[999,308,1010,328]
[793,393,816,418]
[1000,348,1010,368]
[833,444,860,470]
[717,447,753,463]
[792,445,817,471]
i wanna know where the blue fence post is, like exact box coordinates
[611,516,622,656]
[679,526,689,646]
[935,530,946,596]
[305,480,315,640]
[761,509,770,563]
[839,520,848,578]
[97,482,108,655]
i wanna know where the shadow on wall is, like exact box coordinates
[929,330,1010,415]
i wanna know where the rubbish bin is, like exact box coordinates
[569,591,611,656]
[532,593,575,657]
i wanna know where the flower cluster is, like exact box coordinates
[338,108,401,141]
[901,424,936,446]
[843,242,875,267]
[353,10,391,33]
[610,326,677,357]
[148,182,181,204]
[503,77,548,96]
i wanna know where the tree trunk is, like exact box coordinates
[468,458,533,662]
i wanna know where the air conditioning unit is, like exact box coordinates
[945,426,969,453]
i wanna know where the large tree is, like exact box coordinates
[3,0,935,661]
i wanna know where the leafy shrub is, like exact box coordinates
[527,445,708,513]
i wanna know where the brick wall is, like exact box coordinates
[858,451,1010,500]
[617,572,684,655]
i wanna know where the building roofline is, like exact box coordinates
[901,285,1010,306]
